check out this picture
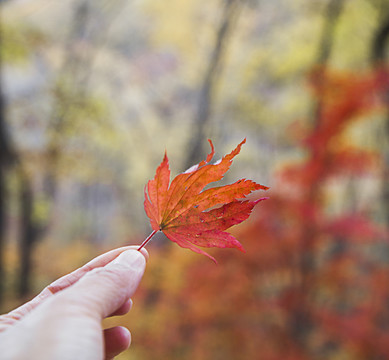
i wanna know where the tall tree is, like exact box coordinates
[0,53,11,307]
[15,0,126,297]
[184,0,244,168]
[292,0,345,351]
[371,8,389,227]
[0,14,36,301]
[0,5,18,306]
[45,0,95,200]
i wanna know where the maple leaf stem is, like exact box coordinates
[138,229,158,251]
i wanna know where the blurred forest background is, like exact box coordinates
[1,0,389,359]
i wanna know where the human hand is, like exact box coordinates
[0,246,148,360]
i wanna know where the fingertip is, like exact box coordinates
[109,298,133,317]
[118,326,131,347]
[104,326,131,359]
[138,247,149,262]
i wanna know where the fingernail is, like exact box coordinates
[111,250,146,269]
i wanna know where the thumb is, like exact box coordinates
[63,249,147,318]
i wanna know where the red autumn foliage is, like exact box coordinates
[283,68,388,188]
[143,138,268,262]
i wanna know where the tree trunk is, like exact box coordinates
[184,0,243,169]
[18,170,39,298]
[0,11,17,306]
[45,0,123,199]
[44,0,92,201]
[371,11,389,227]
[0,163,5,306]
[292,0,345,351]
[15,1,94,297]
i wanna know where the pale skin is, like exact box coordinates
[0,246,148,360]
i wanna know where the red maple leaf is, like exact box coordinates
[139,139,269,262]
